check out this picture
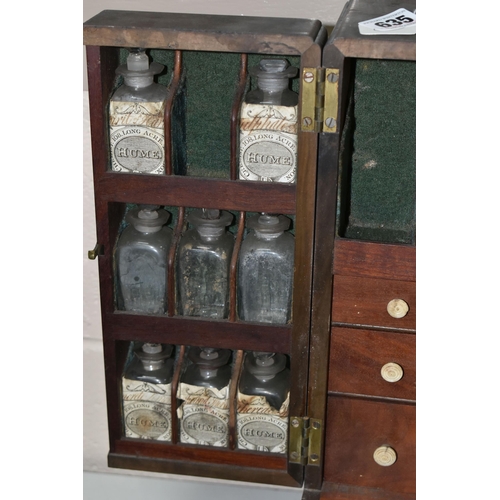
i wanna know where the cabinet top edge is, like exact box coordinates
[83,10,323,54]
[326,0,416,61]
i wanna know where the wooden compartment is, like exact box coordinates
[331,276,416,331]
[323,396,416,496]
[328,327,415,401]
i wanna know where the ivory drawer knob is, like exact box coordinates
[387,298,409,318]
[381,362,404,383]
[373,446,397,467]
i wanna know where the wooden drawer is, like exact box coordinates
[323,396,415,496]
[328,327,415,401]
[332,275,415,330]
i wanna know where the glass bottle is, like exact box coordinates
[176,209,234,319]
[237,213,294,324]
[177,347,232,447]
[237,352,290,453]
[115,205,172,314]
[121,342,175,441]
[109,48,168,174]
[239,58,298,183]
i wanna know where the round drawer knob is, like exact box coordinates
[373,446,397,467]
[381,362,404,383]
[387,298,409,318]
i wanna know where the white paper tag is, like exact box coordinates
[358,8,416,36]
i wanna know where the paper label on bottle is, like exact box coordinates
[177,383,230,447]
[236,391,289,453]
[109,101,166,174]
[122,378,172,441]
[239,103,297,183]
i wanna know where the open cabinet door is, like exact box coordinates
[84,10,327,489]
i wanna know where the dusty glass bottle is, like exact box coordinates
[237,352,290,453]
[239,58,298,183]
[109,48,168,174]
[176,209,234,319]
[121,342,175,441]
[177,347,232,447]
[237,214,294,324]
[115,205,172,314]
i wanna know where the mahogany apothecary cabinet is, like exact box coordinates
[84,1,416,499]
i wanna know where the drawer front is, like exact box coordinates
[332,275,416,330]
[324,396,416,495]
[328,327,415,400]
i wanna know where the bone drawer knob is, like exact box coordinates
[373,446,397,467]
[387,298,409,318]
[381,362,404,383]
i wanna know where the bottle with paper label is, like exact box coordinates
[177,347,232,447]
[237,352,290,454]
[109,48,168,174]
[239,59,298,183]
[121,342,175,441]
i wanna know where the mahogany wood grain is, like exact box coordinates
[83,10,322,55]
[108,453,299,487]
[229,211,246,322]
[170,345,186,445]
[105,311,292,354]
[228,350,245,450]
[164,50,183,175]
[96,173,296,214]
[331,275,416,330]
[323,396,415,495]
[319,482,415,500]
[167,206,186,316]
[328,327,415,400]
[333,239,416,282]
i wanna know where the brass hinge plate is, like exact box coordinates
[289,416,323,466]
[301,67,339,134]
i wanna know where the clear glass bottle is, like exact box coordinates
[121,342,175,441]
[177,347,232,447]
[109,48,168,174]
[237,214,294,324]
[237,352,290,453]
[176,209,234,319]
[115,205,173,314]
[239,58,298,183]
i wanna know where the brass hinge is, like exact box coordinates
[289,416,323,466]
[301,67,339,133]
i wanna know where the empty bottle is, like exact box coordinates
[237,213,294,324]
[115,205,172,314]
[176,209,234,318]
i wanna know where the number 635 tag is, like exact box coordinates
[358,8,416,36]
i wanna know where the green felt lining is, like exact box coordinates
[339,58,416,245]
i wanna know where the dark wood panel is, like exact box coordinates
[105,312,292,354]
[96,173,296,214]
[320,481,415,500]
[326,0,416,61]
[333,239,416,281]
[323,397,415,495]
[83,10,321,55]
[108,452,299,487]
[328,327,415,400]
[331,275,416,330]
